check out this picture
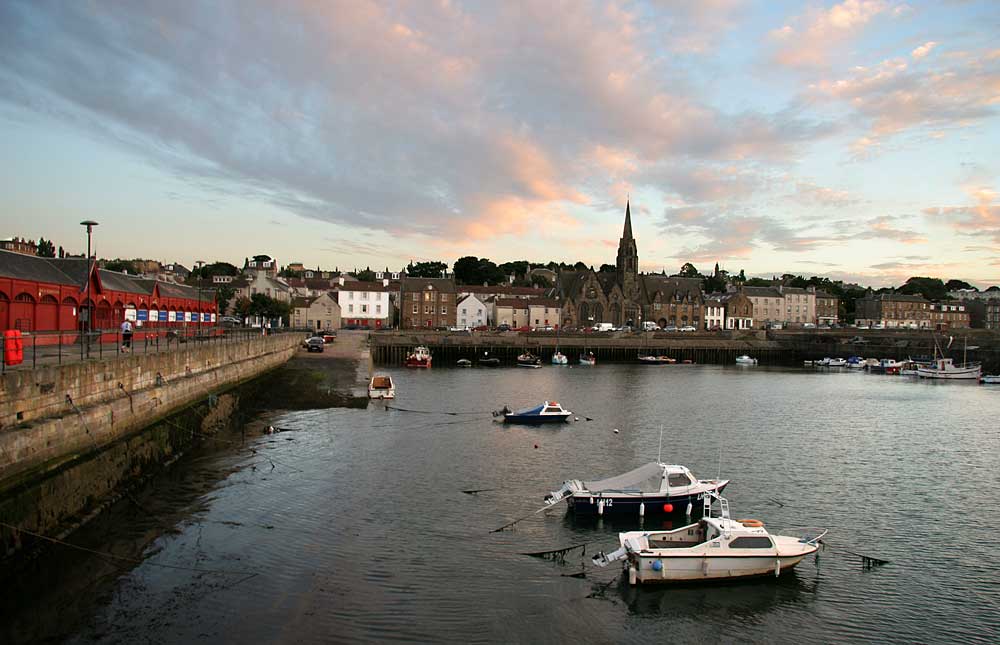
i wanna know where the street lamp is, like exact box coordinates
[80,220,99,356]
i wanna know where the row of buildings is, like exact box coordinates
[0,250,216,337]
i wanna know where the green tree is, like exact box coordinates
[530,274,552,288]
[247,293,290,324]
[987,285,1000,292]
[104,259,135,273]
[679,262,700,278]
[598,263,616,273]
[898,276,947,301]
[355,267,377,282]
[37,237,56,257]
[573,261,588,271]
[406,260,448,278]
[744,277,771,287]
[498,260,529,278]
[945,279,974,291]
[216,285,236,314]
[454,256,505,285]
[279,268,303,279]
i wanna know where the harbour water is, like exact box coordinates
[3,364,999,643]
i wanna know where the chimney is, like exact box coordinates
[382,278,389,287]
[338,276,345,286]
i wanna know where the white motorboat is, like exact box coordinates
[828,357,847,367]
[982,375,1000,384]
[735,355,757,365]
[592,493,826,584]
[917,357,981,380]
[898,360,920,376]
[456,359,472,367]
[517,352,542,368]
[368,374,395,399]
[544,463,729,517]
[551,351,568,365]
[579,352,597,365]
[404,346,432,368]
[803,360,813,366]
[816,358,831,366]
[638,355,675,364]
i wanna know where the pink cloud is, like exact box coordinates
[769,0,902,68]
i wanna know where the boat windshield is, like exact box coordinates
[667,472,693,486]
[543,406,562,413]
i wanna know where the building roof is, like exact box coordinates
[462,285,548,297]
[527,299,562,307]
[337,281,393,292]
[495,297,530,308]
[0,249,80,286]
[401,277,456,292]
[740,286,783,298]
[642,275,703,302]
[864,292,928,303]
[814,290,837,299]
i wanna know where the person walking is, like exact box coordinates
[121,319,133,353]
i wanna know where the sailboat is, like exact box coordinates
[917,335,981,380]
[552,325,568,364]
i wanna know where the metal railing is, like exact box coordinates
[1,326,293,373]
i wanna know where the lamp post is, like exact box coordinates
[80,220,99,357]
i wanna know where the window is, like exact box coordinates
[441,306,447,315]
[729,536,773,549]
[668,473,693,486]
[361,304,368,314]
[361,291,368,300]
[424,292,432,301]
[462,308,467,315]
[348,304,354,313]
[412,304,418,314]
[424,305,432,314]
[376,304,382,314]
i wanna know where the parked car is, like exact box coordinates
[678,325,696,332]
[220,316,242,325]
[512,325,531,332]
[319,330,337,343]
[663,325,677,332]
[305,337,325,353]
[497,323,511,332]
[473,325,490,332]
[803,322,816,329]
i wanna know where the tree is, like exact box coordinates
[530,274,552,288]
[987,285,1000,292]
[898,277,947,301]
[37,237,56,258]
[453,257,505,285]
[599,263,616,273]
[573,261,588,271]
[279,268,303,279]
[216,286,236,314]
[247,293,290,324]
[199,262,239,280]
[406,260,448,278]
[355,267,377,282]
[104,259,135,273]
[744,277,771,287]
[679,262,699,278]
[498,260,530,279]
[945,279,974,291]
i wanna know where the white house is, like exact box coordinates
[456,294,489,329]
[334,281,393,328]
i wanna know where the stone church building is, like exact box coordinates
[557,202,704,329]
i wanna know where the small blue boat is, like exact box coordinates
[502,401,572,424]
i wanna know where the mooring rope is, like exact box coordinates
[383,404,494,416]
[0,521,257,578]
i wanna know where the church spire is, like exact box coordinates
[622,199,633,239]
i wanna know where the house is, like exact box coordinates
[400,277,457,329]
[458,284,550,301]
[854,293,931,328]
[244,254,278,277]
[334,281,393,328]
[704,292,753,330]
[0,237,38,255]
[928,300,969,330]
[292,293,341,330]
[815,290,839,326]
[738,286,785,329]
[240,270,291,303]
[493,298,530,328]
[527,299,562,329]
[985,299,1000,329]
[456,294,489,329]
[777,286,816,327]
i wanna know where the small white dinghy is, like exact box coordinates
[592,493,826,584]
[735,355,757,365]
[368,374,395,399]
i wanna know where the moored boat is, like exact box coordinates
[551,351,568,365]
[404,346,432,368]
[478,352,501,367]
[501,401,571,424]
[457,359,472,367]
[828,357,847,367]
[579,352,597,365]
[517,352,542,368]
[917,357,981,380]
[592,493,826,584]
[735,355,757,365]
[638,355,675,364]
[367,374,395,399]
[846,356,864,369]
[544,462,729,517]
[981,375,1000,384]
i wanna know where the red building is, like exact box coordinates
[0,250,216,342]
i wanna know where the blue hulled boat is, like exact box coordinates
[501,401,572,424]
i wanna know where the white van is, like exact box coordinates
[593,322,614,332]
[641,321,659,331]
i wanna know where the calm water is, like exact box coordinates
[4,364,1000,643]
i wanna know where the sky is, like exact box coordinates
[1,0,998,288]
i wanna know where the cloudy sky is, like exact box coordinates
[1,0,998,286]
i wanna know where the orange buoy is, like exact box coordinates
[738,518,764,528]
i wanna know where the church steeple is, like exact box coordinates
[622,199,633,240]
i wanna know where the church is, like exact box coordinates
[556,202,704,329]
